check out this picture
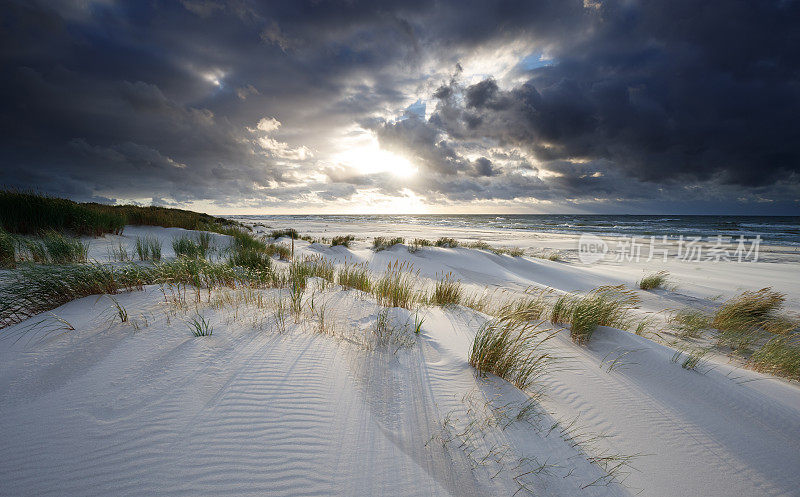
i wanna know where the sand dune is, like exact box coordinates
[1,226,799,496]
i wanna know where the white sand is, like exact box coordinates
[1,224,799,496]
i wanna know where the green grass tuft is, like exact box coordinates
[135,235,162,261]
[669,308,711,338]
[188,314,213,336]
[638,271,669,290]
[712,288,787,350]
[338,261,372,293]
[469,316,557,390]
[373,236,405,251]
[0,228,16,268]
[431,272,464,307]
[551,286,640,344]
[750,334,800,380]
[171,235,210,259]
[434,237,459,248]
[374,261,419,309]
[269,228,299,239]
[331,235,355,247]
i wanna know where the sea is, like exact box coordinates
[236,215,800,246]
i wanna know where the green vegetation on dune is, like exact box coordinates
[0,190,238,236]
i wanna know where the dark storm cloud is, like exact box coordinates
[0,0,798,212]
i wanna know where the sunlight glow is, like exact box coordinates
[334,136,418,178]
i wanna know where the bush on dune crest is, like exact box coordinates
[0,190,238,236]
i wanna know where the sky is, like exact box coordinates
[0,0,798,215]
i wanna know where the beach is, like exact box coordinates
[1,218,799,496]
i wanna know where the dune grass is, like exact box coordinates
[469,316,557,390]
[171,234,212,259]
[638,271,669,290]
[373,236,405,251]
[374,261,419,309]
[669,308,711,338]
[135,235,162,261]
[0,191,125,236]
[465,241,525,257]
[188,314,213,336]
[435,237,459,248]
[495,289,552,322]
[108,242,130,262]
[41,232,89,264]
[530,249,561,261]
[14,232,88,265]
[338,261,372,293]
[266,243,291,261]
[711,288,791,350]
[0,190,238,236]
[0,228,16,268]
[0,263,152,328]
[331,235,355,247]
[407,238,433,253]
[551,286,640,344]
[431,272,464,307]
[749,334,800,380]
[228,246,273,273]
[269,228,299,239]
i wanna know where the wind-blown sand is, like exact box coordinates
[1,224,799,496]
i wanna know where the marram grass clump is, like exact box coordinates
[331,235,355,247]
[711,288,791,350]
[338,261,372,293]
[430,272,463,307]
[749,334,800,381]
[373,236,405,251]
[638,271,669,290]
[469,316,557,390]
[551,285,640,344]
[374,261,420,309]
[669,308,711,338]
[135,235,162,261]
[0,228,15,268]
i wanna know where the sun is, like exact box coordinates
[334,135,418,178]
